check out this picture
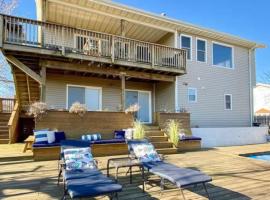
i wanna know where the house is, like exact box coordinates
[254,83,270,115]
[0,0,264,145]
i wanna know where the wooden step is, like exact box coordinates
[0,125,8,130]
[145,130,164,137]
[0,134,9,139]
[0,130,9,134]
[156,148,178,155]
[0,122,8,126]
[148,136,168,142]
[144,126,160,130]
[0,139,9,144]
[152,141,173,148]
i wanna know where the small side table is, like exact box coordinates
[107,157,145,192]
[23,135,35,153]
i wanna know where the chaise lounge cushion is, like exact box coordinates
[89,138,126,145]
[33,142,60,148]
[66,170,122,198]
[64,168,102,180]
[179,136,202,141]
[143,161,212,187]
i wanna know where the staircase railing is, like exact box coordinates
[8,101,20,143]
[0,98,15,113]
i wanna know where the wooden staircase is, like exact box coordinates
[0,113,11,144]
[12,66,40,110]
[145,125,178,154]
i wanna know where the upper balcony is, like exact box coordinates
[0,15,186,75]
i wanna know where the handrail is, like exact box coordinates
[8,101,20,144]
[1,14,186,71]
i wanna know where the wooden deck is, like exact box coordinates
[1,143,270,199]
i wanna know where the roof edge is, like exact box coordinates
[95,0,265,48]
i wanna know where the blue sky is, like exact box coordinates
[12,0,270,82]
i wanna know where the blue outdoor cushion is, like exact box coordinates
[64,147,95,170]
[33,143,60,148]
[89,138,126,145]
[180,136,202,141]
[55,132,66,143]
[66,172,122,198]
[64,168,102,180]
[114,130,125,139]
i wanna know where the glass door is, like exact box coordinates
[125,90,151,123]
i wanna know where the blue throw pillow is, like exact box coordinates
[34,130,49,144]
[64,147,96,170]
[82,134,101,141]
[92,133,101,141]
[55,132,66,143]
[114,130,125,139]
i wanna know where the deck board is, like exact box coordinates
[1,143,270,199]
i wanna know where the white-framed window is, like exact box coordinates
[212,42,234,69]
[224,94,232,110]
[188,88,197,103]
[180,34,192,60]
[196,38,207,63]
[66,84,102,111]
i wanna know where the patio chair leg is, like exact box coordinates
[57,168,62,185]
[160,177,165,196]
[179,188,186,200]
[203,183,211,200]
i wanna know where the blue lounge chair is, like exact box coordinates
[127,140,212,200]
[58,140,91,184]
[60,140,122,200]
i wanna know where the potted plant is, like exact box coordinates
[133,120,145,139]
[27,101,48,122]
[69,102,87,117]
[165,119,183,146]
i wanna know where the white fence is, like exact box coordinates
[192,127,268,148]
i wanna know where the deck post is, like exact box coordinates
[120,72,126,111]
[0,15,3,48]
[40,66,46,102]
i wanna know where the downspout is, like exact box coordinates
[174,30,179,112]
[248,45,259,127]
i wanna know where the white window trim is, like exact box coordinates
[125,89,152,124]
[188,87,197,103]
[196,37,207,63]
[66,84,102,111]
[212,41,234,69]
[180,34,192,61]
[224,94,232,110]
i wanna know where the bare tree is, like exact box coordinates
[0,0,18,14]
[262,72,270,84]
[0,0,19,97]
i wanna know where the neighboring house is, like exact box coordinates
[254,83,270,115]
[0,0,264,134]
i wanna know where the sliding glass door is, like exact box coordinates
[125,90,151,123]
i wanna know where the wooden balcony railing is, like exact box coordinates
[1,15,186,71]
[0,98,15,113]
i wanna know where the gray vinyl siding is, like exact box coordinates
[155,82,175,112]
[177,33,252,127]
